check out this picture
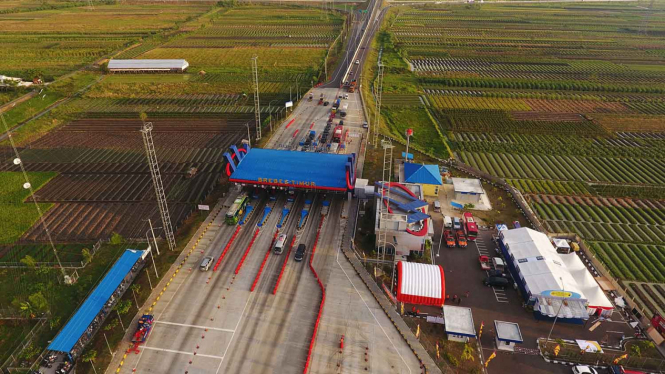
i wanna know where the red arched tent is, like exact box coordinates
[396,261,445,306]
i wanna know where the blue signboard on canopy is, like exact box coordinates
[450,201,464,209]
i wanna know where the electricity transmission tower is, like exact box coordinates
[251,57,261,140]
[377,140,394,263]
[373,64,385,147]
[141,122,176,250]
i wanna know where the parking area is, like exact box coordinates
[420,193,637,373]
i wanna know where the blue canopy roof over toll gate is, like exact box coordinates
[48,249,145,353]
[229,148,354,192]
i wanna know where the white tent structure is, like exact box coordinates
[560,253,613,315]
[396,261,445,306]
[499,228,613,321]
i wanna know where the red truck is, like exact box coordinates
[463,212,478,241]
[456,230,467,248]
[444,230,456,248]
[332,125,343,143]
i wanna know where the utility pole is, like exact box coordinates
[251,57,261,140]
[141,122,176,250]
[373,64,384,147]
[2,114,66,282]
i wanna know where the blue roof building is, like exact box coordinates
[48,249,146,354]
[402,163,443,196]
[228,148,356,192]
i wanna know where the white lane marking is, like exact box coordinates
[141,346,223,360]
[335,222,413,373]
[155,320,235,333]
[215,292,254,374]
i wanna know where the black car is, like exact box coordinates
[295,244,306,262]
[483,276,511,289]
[323,101,329,106]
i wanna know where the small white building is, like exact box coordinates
[452,178,486,204]
[443,305,476,343]
[107,59,189,73]
[494,321,523,351]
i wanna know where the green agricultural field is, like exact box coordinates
[364,3,665,287]
[0,172,57,244]
[0,2,210,80]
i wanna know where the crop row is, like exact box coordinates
[531,194,665,211]
[459,151,665,185]
[73,98,280,115]
[22,202,192,243]
[625,282,665,320]
[590,184,665,201]
[530,200,665,226]
[452,132,665,159]
[590,242,665,283]
[435,107,600,135]
[545,220,665,245]
[506,179,590,196]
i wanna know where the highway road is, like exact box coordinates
[117,0,424,372]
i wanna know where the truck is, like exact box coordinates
[309,130,316,140]
[332,125,343,143]
[456,230,467,248]
[318,96,323,105]
[444,230,456,248]
[308,93,313,101]
[340,103,349,117]
[463,212,478,241]
[131,314,154,343]
[348,79,357,93]
[333,98,341,109]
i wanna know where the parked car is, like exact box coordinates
[295,244,306,262]
[571,366,598,374]
[323,101,329,106]
[199,256,214,271]
[483,276,510,289]
[355,59,360,64]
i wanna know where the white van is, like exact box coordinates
[433,201,441,213]
[453,217,462,230]
[492,257,505,272]
[444,216,452,229]
[274,234,287,254]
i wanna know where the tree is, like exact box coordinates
[81,349,97,363]
[20,255,36,269]
[461,343,475,362]
[110,232,124,245]
[114,300,132,315]
[463,203,475,211]
[630,344,641,357]
[49,316,61,330]
[81,248,93,264]
[139,112,148,124]
[28,291,49,314]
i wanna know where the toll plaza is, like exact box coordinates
[225,147,357,193]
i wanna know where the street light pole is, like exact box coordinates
[268,100,278,132]
[437,218,444,257]
[545,277,565,346]
[147,219,160,255]
[245,122,252,147]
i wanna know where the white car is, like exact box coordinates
[355,59,360,65]
[572,365,598,374]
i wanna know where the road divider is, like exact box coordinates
[272,235,296,295]
[235,227,260,275]
[251,230,279,292]
[285,118,295,129]
[213,225,242,271]
[292,129,299,138]
[303,215,326,374]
